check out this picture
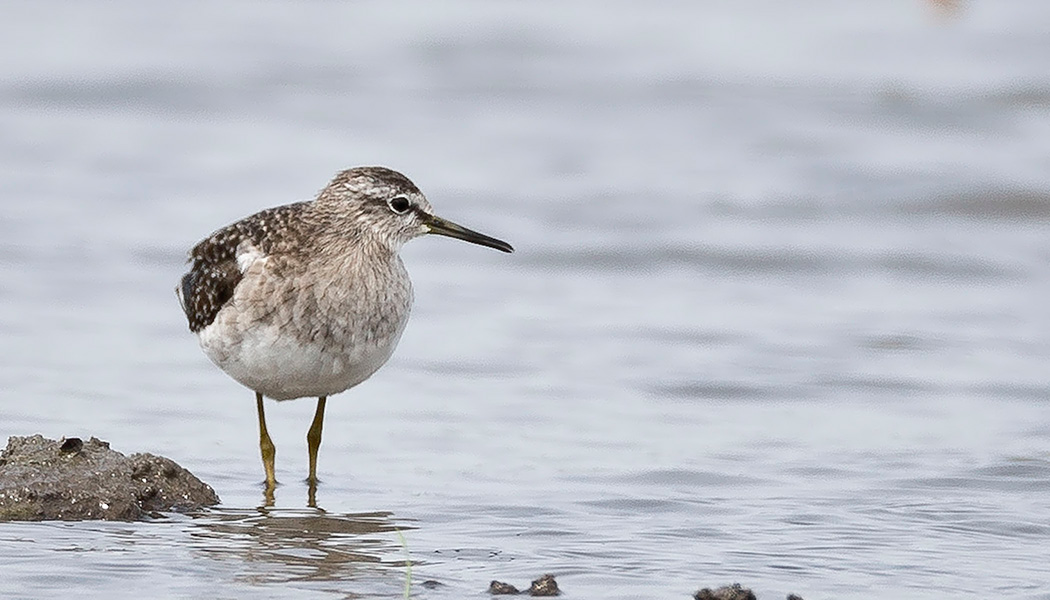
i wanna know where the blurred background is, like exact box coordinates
[1,1,1049,599]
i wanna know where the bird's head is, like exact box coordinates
[316,166,514,254]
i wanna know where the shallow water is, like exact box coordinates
[2,1,1050,598]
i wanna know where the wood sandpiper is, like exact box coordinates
[176,166,513,502]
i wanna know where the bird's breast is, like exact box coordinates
[197,252,414,400]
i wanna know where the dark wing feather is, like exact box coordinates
[177,202,309,332]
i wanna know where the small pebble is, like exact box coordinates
[59,438,83,454]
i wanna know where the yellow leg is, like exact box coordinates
[256,392,277,494]
[307,396,327,486]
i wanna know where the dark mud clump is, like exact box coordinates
[528,574,560,596]
[0,434,219,521]
[489,578,798,598]
[694,584,757,600]
[694,585,804,600]
[489,574,560,596]
[489,580,521,595]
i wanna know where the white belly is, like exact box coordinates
[198,317,403,400]
[195,241,413,401]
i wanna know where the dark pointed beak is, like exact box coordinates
[424,214,514,253]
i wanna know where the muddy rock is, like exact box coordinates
[488,574,560,596]
[527,574,560,596]
[0,434,219,521]
[694,584,757,600]
[488,580,520,595]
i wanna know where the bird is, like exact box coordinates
[176,166,513,500]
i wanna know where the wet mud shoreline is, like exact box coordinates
[1,435,808,599]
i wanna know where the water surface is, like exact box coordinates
[1,2,1049,598]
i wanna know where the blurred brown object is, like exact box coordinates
[928,0,963,19]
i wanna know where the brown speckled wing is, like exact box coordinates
[177,202,308,332]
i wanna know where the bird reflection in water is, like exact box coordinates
[189,508,415,589]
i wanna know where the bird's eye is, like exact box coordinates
[387,195,411,214]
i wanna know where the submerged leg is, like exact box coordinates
[256,392,277,495]
[307,396,327,486]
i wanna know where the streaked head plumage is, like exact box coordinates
[314,166,434,251]
[315,166,513,254]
